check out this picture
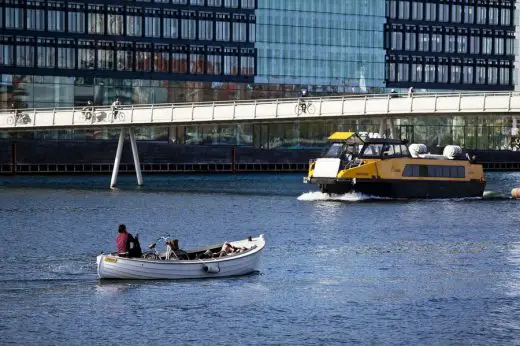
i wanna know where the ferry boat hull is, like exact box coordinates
[316,178,485,199]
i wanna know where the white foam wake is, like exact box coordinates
[297,191,374,202]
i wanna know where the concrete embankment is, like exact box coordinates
[1,140,520,175]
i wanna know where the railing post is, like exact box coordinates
[482,93,487,111]
[386,94,391,114]
[508,92,512,111]
[434,94,437,112]
[52,108,56,125]
[232,101,236,119]
[131,105,135,123]
[71,107,74,125]
[191,103,195,121]
[341,96,345,115]
[275,99,279,117]
[363,96,367,115]
[458,93,462,111]
[409,95,413,113]
[170,103,174,122]
[253,100,257,119]
[212,102,215,120]
[33,108,37,126]
[319,97,323,116]
[151,104,154,123]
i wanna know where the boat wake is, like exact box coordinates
[297,191,387,202]
[298,190,511,202]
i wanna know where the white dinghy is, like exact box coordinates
[96,234,265,280]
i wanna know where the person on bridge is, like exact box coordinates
[111,98,121,119]
[299,88,309,113]
[82,101,94,120]
[10,102,21,120]
[408,86,414,97]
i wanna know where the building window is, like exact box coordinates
[207,0,222,6]
[135,43,152,72]
[190,45,204,74]
[224,47,238,75]
[431,33,442,52]
[181,12,197,39]
[397,62,408,81]
[126,8,143,37]
[78,39,95,70]
[233,14,247,42]
[216,13,230,41]
[405,32,416,51]
[457,36,467,54]
[0,37,14,66]
[398,1,409,20]
[451,5,462,23]
[437,64,448,83]
[445,34,455,53]
[163,11,179,38]
[172,46,188,73]
[37,38,56,68]
[470,35,480,54]
[48,2,65,32]
[68,3,85,33]
[475,65,486,84]
[190,0,204,5]
[5,6,24,29]
[241,0,255,9]
[501,8,511,26]
[464,5,474,24]
[116,42,134,71]
[425,3,436,21]
[248,17,255,42]
[495,37,504,55]
[476,7,486,24]
[207,46,222,75]
[392,31,403,50]
[438,4,449,22]
[27,2,45,31]
[224,0,239,8]
[411,2,423,20]
[411,63,422,82]
[489,7,499,25]
[145,9,161,38]
[107,7,124,36]
[154,44,170,72]
[463,65,473,84]
[97,41,114,70]
[418,33,429,52]
[88,5,105,35]
[424,63,435,83]
[199,14,214,40]
[488,66,498,84]
[482,37,492,55]
[57,39,75,69]
[240,48,254,76]
[450,62,461,84]
[500,65,510,85]
[16,37,35,67]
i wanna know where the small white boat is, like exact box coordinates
[96,235,265,280]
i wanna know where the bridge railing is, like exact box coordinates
[1,92,519,130]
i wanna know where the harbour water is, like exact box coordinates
[1,172,520,345]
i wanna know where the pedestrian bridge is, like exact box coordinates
[1,91,520,131]
[2,91,519,188]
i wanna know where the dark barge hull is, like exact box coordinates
[319,179,486,199]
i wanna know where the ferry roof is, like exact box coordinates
[328,132,357,141]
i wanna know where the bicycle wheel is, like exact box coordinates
[143,253,159,260]
[294,104,302,115]
[7,115,15,125]
[306,103,316,114]
[118,112,125,121]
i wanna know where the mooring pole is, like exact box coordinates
[128,127,143,186]
[110,128,126,188]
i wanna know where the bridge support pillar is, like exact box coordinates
[379,118,387,138]
[110,127,144,188]
[110,128,126,188]
[129,127,143,186]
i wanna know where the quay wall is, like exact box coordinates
[0,140,520,174]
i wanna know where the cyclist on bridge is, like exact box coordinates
[299,88,309,113]
[111,98,121,119]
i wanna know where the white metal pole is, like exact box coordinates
[129,127,143,186]
[110,128,126,188]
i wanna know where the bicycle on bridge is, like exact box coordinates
[7,111,31,125]
[294,99,316,115]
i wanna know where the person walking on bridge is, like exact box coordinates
[111,98,121,119]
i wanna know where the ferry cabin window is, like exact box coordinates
[323,143,343,158]
[403,165,465,178]
[361,144,383,157]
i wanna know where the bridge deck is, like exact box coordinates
[1,92,519,131]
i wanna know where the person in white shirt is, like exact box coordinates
[111,98,121,119]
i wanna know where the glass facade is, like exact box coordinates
[385,0,515,90]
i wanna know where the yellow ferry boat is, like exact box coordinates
[304,132,486,198]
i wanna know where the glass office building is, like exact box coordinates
[0,0,517,149]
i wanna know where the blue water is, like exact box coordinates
[1,172,520,345]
